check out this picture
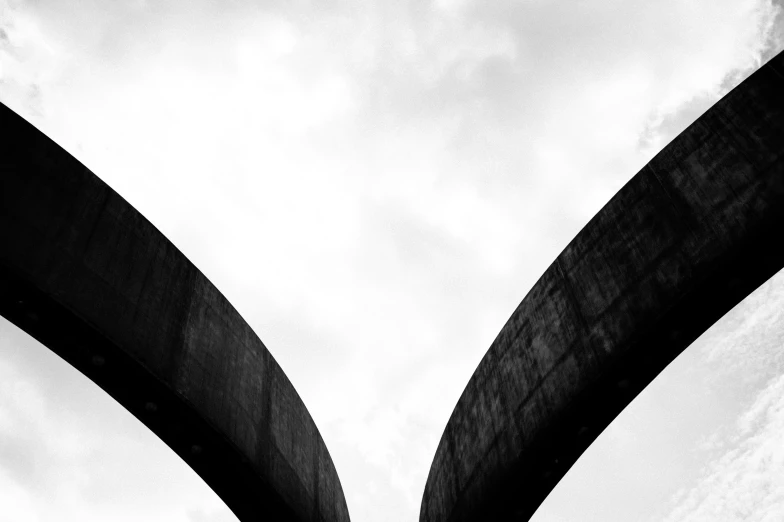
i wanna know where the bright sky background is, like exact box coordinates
[1,1,784,521]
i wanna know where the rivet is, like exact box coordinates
[91,355,105,366]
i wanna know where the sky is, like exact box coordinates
[1,0,784,521]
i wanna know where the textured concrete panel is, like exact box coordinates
[420,51,784,522]
[0,102,350,522]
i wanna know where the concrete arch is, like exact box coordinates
[420,52,784,522]
[0,103,350,522]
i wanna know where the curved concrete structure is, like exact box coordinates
[0,103,350,522]
[420,51,784,522]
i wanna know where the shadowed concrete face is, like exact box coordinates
[420,51,784,522]
[0,103,350,522]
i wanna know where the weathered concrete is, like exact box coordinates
[420,51,784,522]
[0,103,350,522]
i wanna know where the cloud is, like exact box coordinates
[1,1,783,521]
[0,0,60,118]
[662,373,784,521]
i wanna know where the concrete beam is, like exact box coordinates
[0,103,350,522]
[420,51,784,522]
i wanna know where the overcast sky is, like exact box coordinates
[1,1,784,521]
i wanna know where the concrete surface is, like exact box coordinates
[0,102,350,522]
[420,51,784,522]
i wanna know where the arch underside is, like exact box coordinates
[0,102,350,522]
[420,52,784,522]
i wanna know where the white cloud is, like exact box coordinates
[662,373,784,521]
[0,0,62,118]
[1,0,783,521]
